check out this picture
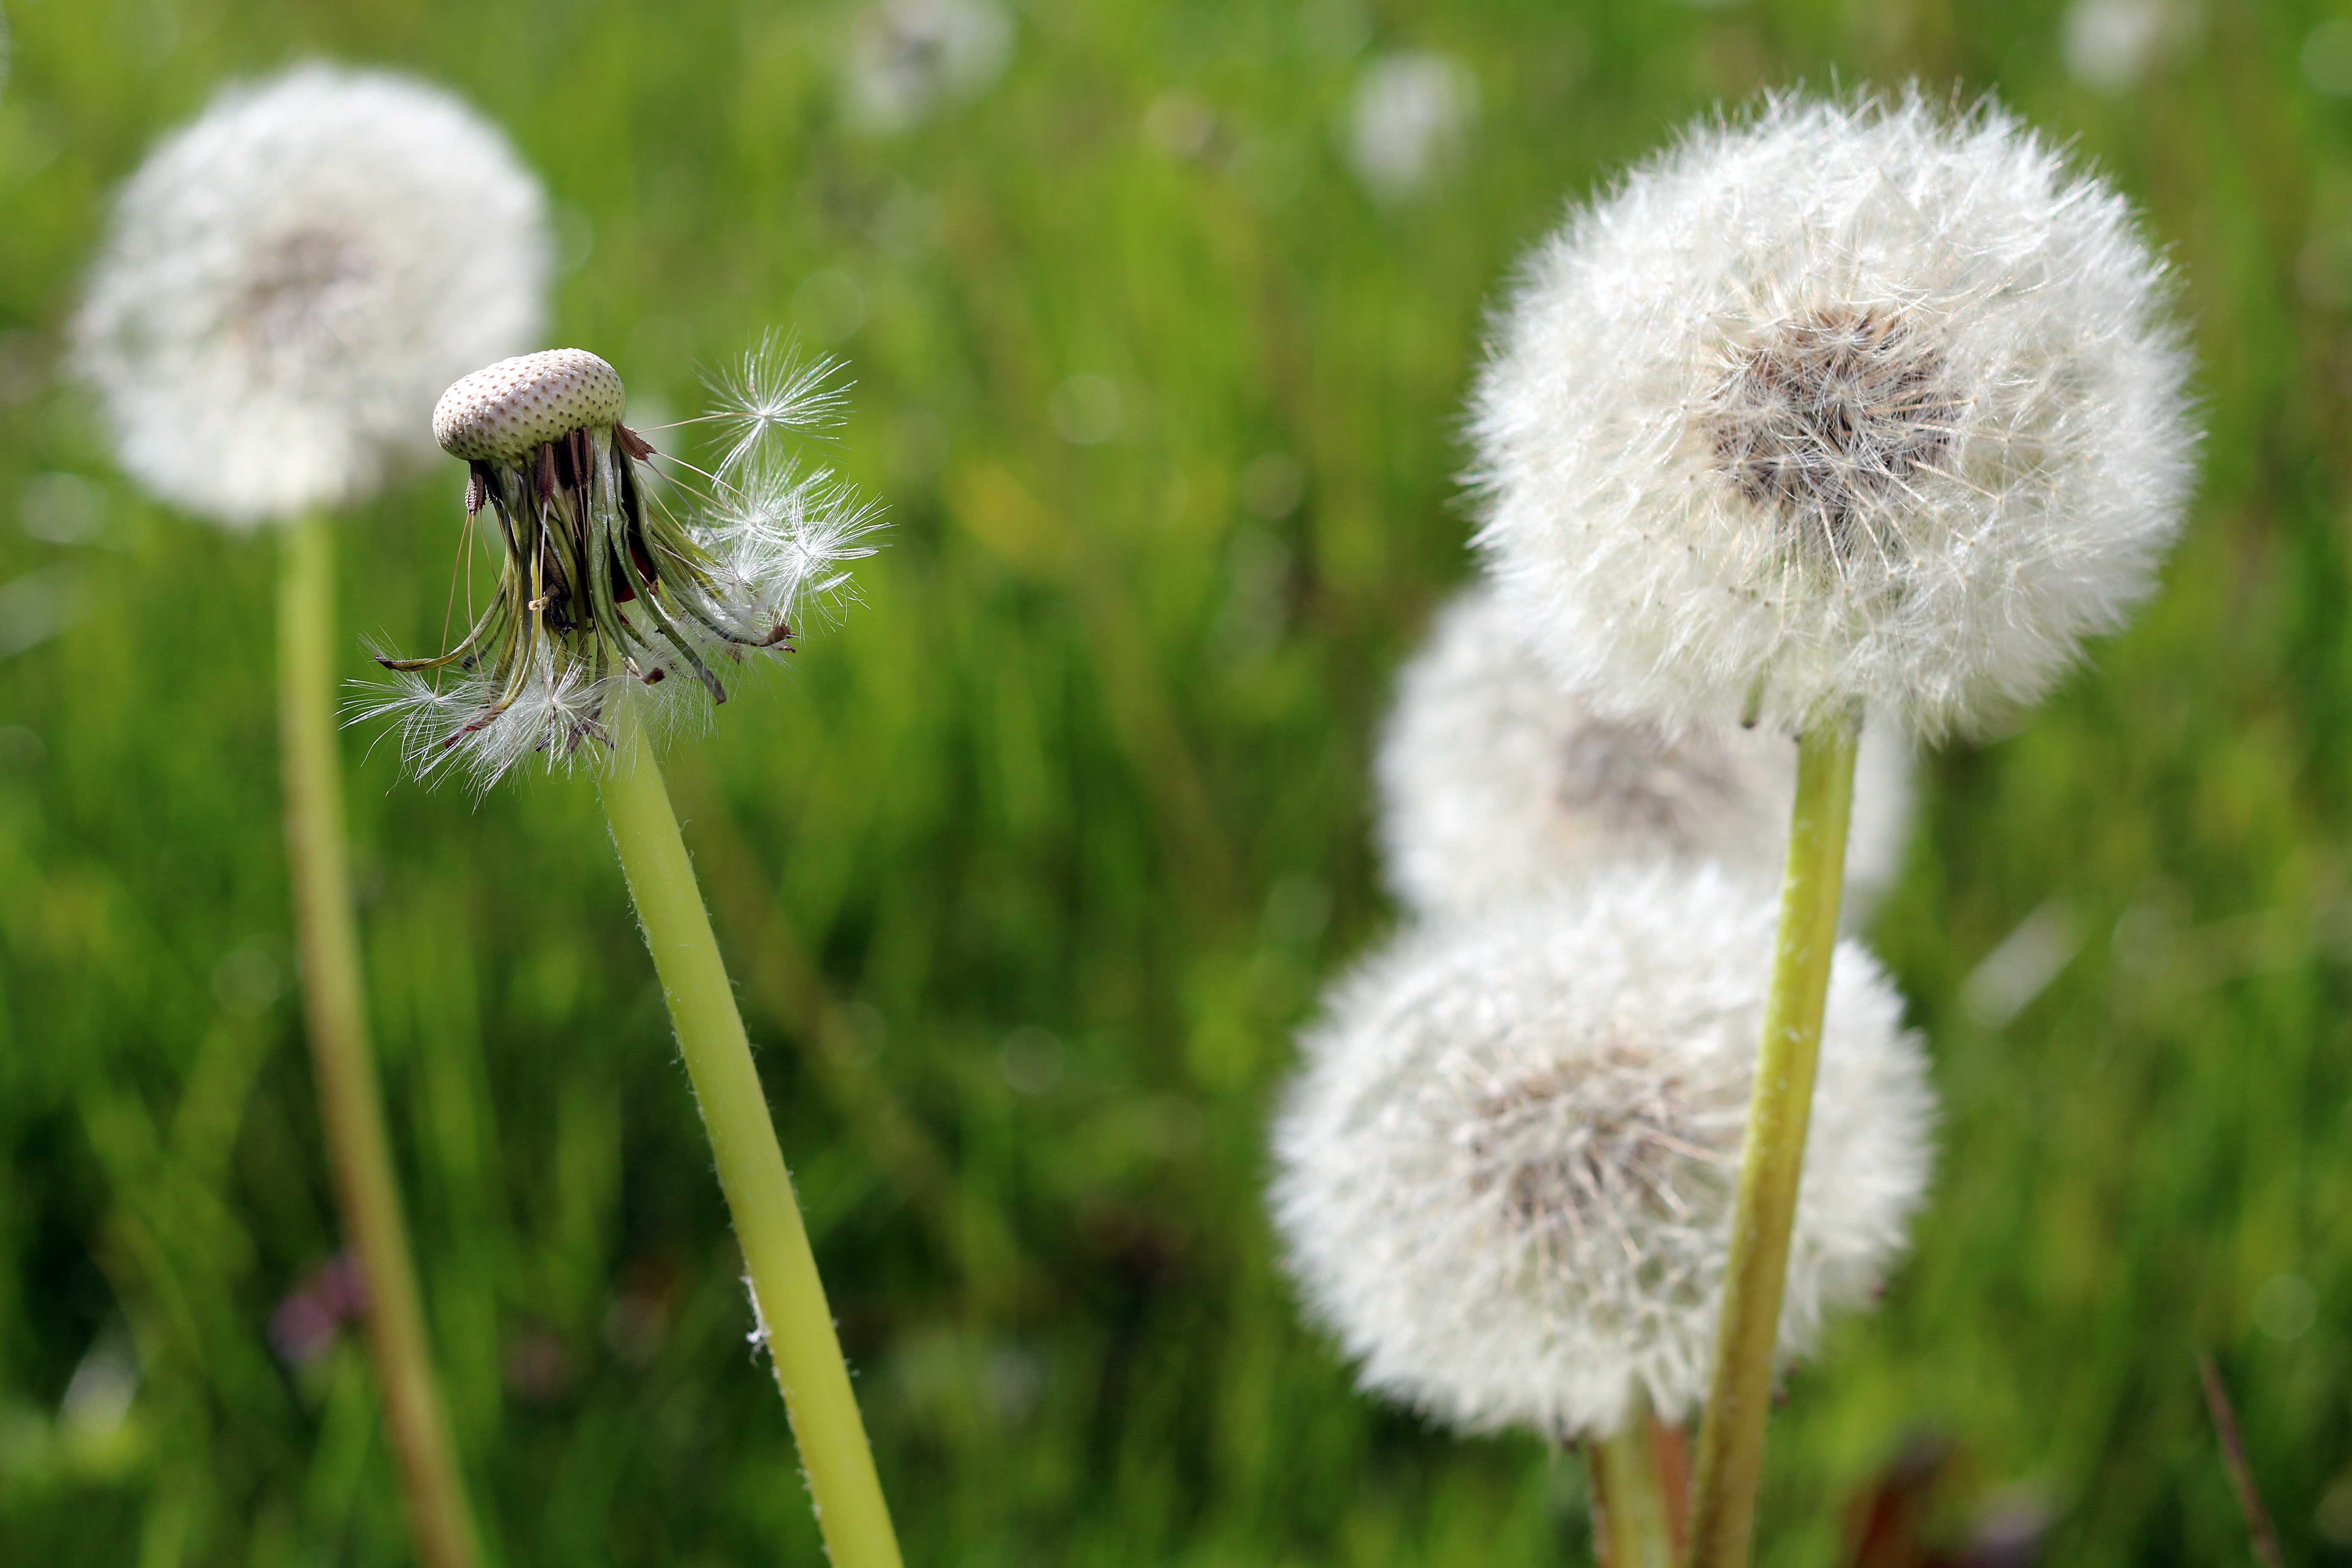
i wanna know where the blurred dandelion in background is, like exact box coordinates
[1377,584,1914,924]
[2060,0,2191,92]
[844,0,1013,134]
[1346,50,1477,202]
[73,63,548,528]
[1270,863,1933,1439]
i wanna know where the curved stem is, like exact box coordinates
[595,710,903,1568]
[278,515,483,1568]
[1681,709,1859,1568]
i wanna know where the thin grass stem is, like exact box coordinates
[1590,1388,1677,1568]
[278,513,483,1568]
[1681,707,1859,1568]
[595,707,903,1568]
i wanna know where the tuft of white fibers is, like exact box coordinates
[1470,90,2197,742]
[73,64,550,529]
[1376,583,1913,925]
[844,0,1013,134]
[358,342,882,789]
[1269,863,1935,1440]
[1347,51,1479,203]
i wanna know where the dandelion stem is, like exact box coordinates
[1681,707,1858,1568]
[278,513,483,1568]
[595,709,903,1568]
[1590,1391,1677,1568]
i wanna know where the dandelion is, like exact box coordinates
[373,343,902,1568]
[2062,0,2182,92]
[1467,91,2194,1565]
[1270,865,1931,1513]
[844,0,1013,134]
[1376,583,1914,924]
[72,64,550,1568]
[1347,51,1479,203]
[1472,90,2194,742]
[363,344,879,789]
[74,63,548,528]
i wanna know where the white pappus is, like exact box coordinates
[1269,863,1935,1440]
[74,63,550,528]
[1376,583,1915,925]
[1471,89,2197,740]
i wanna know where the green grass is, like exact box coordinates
[2,0,2347,1562]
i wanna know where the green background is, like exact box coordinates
[0,0,2340,1562]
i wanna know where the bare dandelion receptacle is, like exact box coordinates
[368,343,879,786]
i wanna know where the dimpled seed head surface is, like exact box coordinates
[433,348,626,460]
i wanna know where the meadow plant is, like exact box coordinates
[1376,583,1914,924]
[1469,90,2195,1563]
[370,345,900,1568]
[1347,51,1479,203]
[1272,865,1932,1562]
[844,0,1014,133]
[71,62,551,1568]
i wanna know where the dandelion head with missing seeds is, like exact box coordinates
[1377,583,1915,924]
[74,64,550,528]
[362,339,881,788]
[1270,863,1933,1440]
[1472,90,2196,740]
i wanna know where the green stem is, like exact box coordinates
[278,515,483,1568]
[1590,1390,1675,1568]
[1680,709,1859,1568]
[595,710,903,1568]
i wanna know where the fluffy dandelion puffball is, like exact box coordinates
[1377,584,1914,923]
[1271,864,1933,1439]
[364,342,880,787]
[845,0,1013,133]
[1472,91,2196,739]
[74,64,549,528]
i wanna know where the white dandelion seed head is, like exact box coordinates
[434,349,626,462]
[1470,89,2197,741]
[1376,583,1914,925]
[1270,864,1934,1440]
[73,63,551,529]
[1348,51,1479,203]
[362,337,884,791]
[844,0,1013,134]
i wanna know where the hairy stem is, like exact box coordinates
[596,711,903,1568]
[1681,709,1858,1568]
[278,515,483,1568]
[1590,1389,1676,1568]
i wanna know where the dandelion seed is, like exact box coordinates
[362,345,882,788]
[1377,584,1914,923]
[1269,863,1933,1440]
[73,64,549,528]
[1471,90,2196,739]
